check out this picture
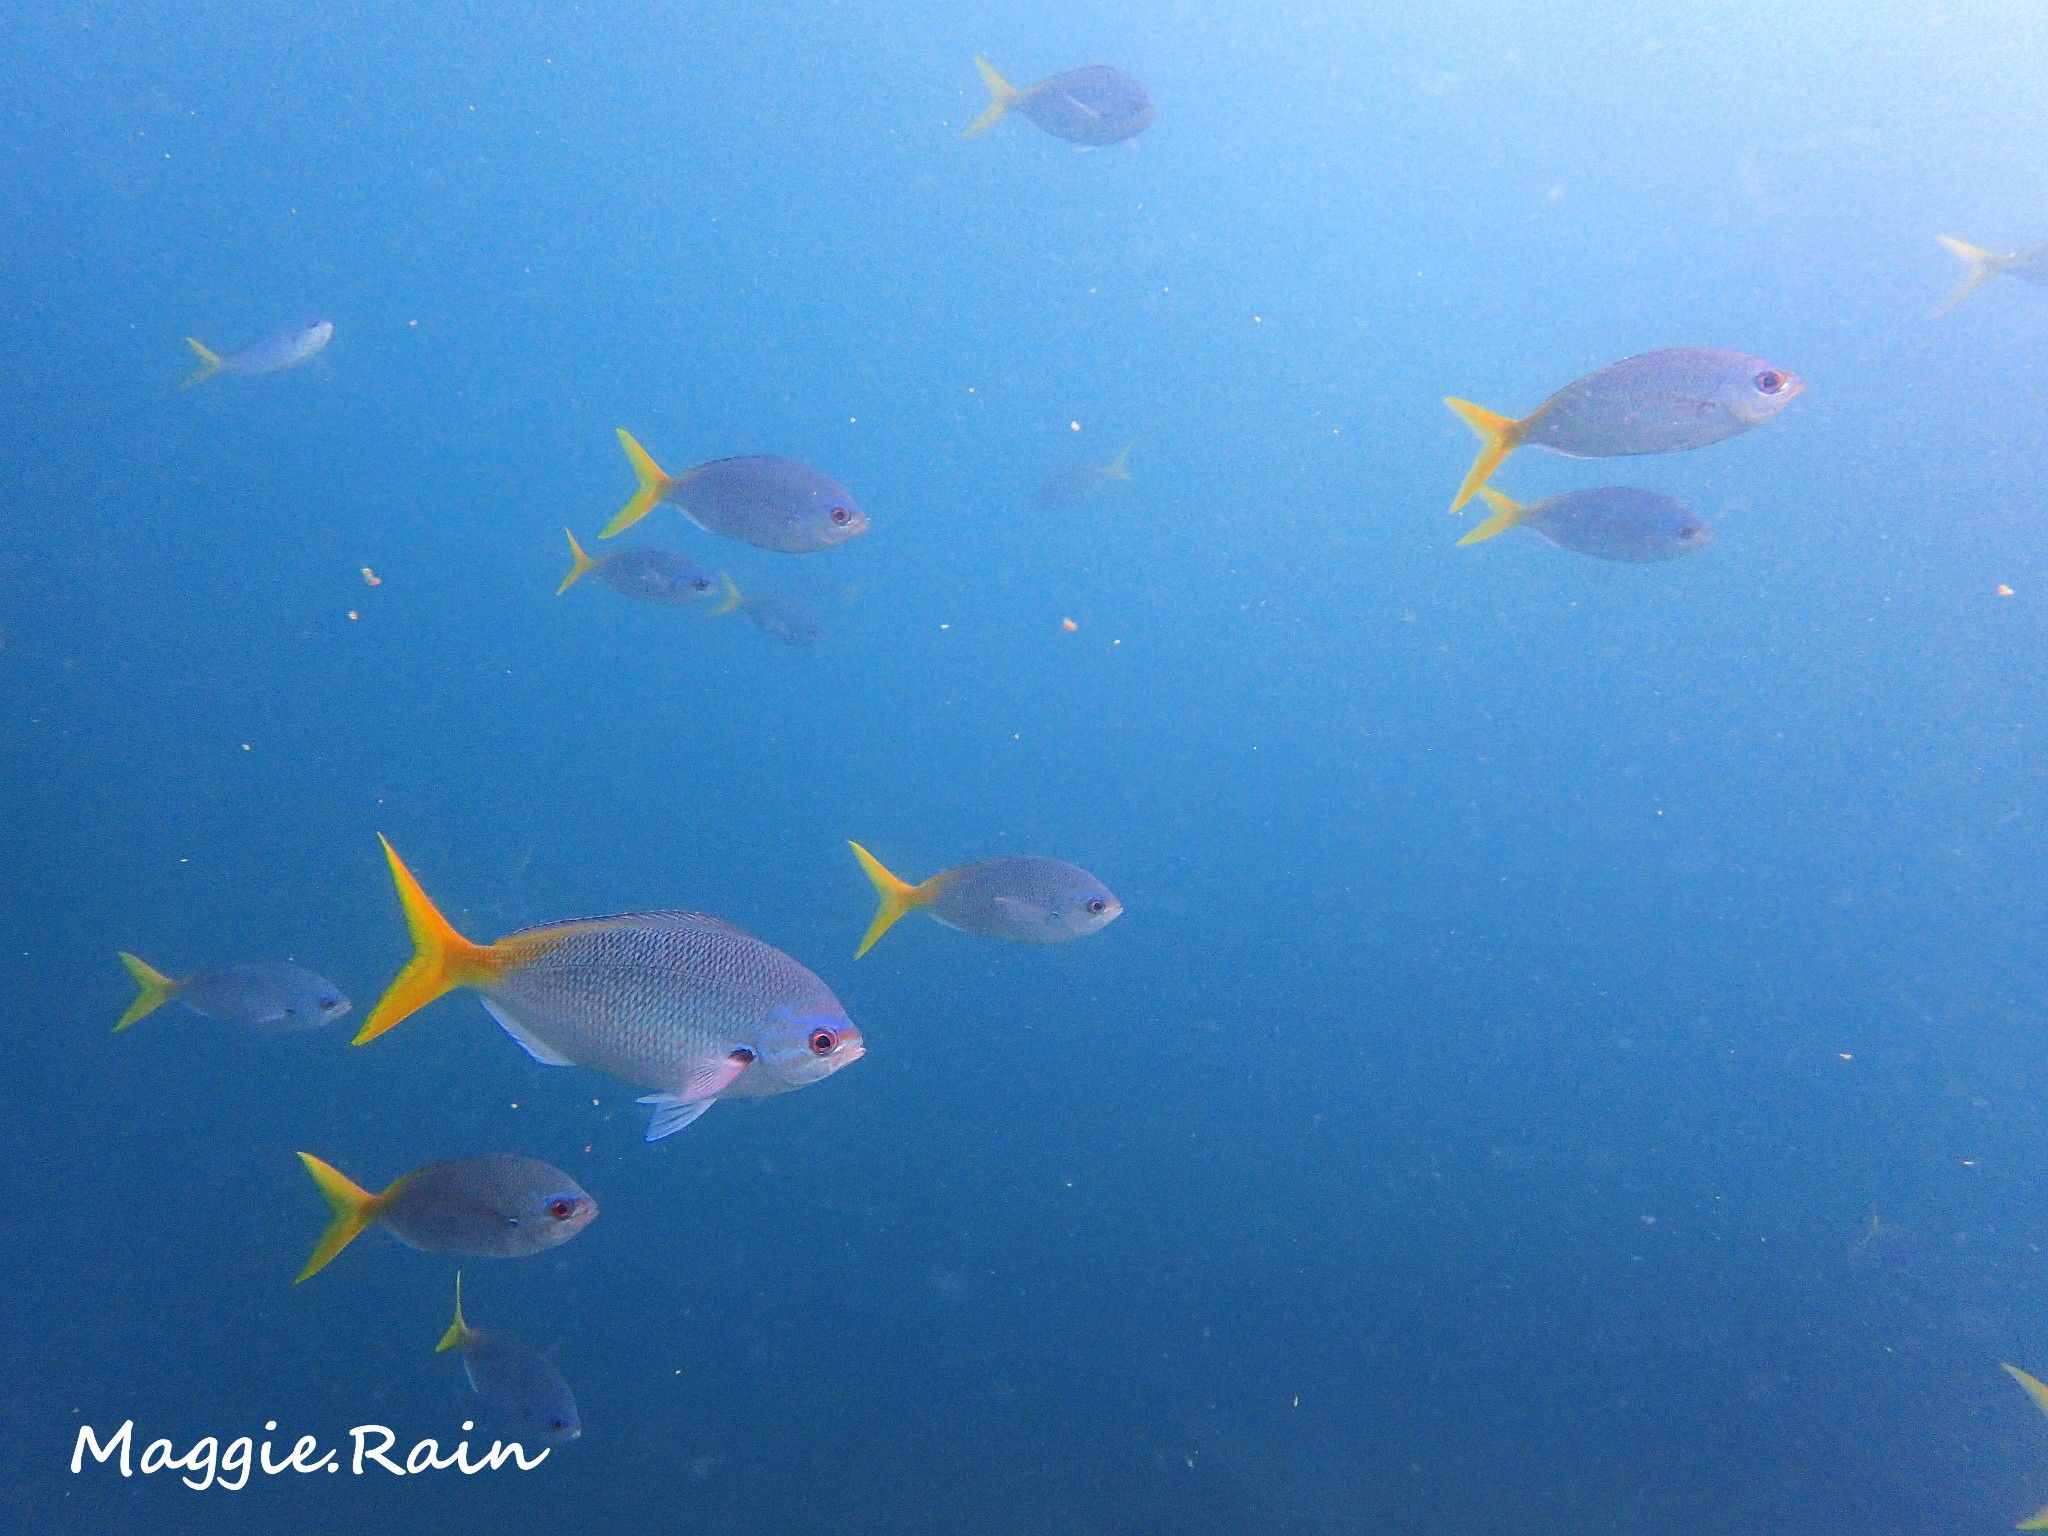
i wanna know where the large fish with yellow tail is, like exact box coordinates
[354,837,864,1139]
[1442,348,1801,513]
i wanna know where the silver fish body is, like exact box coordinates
[594,548,721,606]
[1520,348,1800,457]
[927,858,1123,944]
[674,457,868,553]
[383,1156,597,1258]
[1520,487,1711,563]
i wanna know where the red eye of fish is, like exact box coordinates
[1754,370,1784,394]
[1087,898,1107,913]
[809,1028,836,1055]
[829,506,851,525]
[549,1199,575,1220]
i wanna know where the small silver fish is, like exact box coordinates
[964,57,1155,145]
[438,1275,580,1444]
[849,844,1122,956]
[114,953,349,1032]
[1936,237,2048,314]
[181,321,333,388]
[604,431,868,553]
[355,839,864,1141]
[1035,445,1133,508]
[1459,486,1711,563]
[556,530,720,605]
[295,1153,597,1280]
[713,575,822,645]
[1444,348,1801,511]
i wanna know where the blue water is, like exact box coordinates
[10,1,2048,1530]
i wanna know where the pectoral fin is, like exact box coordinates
[479,998,576,1067]
[993,895,1054,924]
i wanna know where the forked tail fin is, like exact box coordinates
[1105,444,1134,481]
[1459,486,1528,546]
[294,1153,388,1282]
[963,55,1021,137]
[1443,397,1522,513]
[437,1272,470,1353]
[848,842,947,957]
[1936,236,2008,316]
[114,953,180,1031]
[712,573,745,615]
[602,429,675,538]
[353,836,496,1045]
[557,528,597,595]
[180,338,225,389]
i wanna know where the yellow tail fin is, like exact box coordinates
[1444,397,1522,512]
[712,572,745,615]
[353,836,497,1046]
[114,952,180,1031]
[849,842,950,957]
[557,528,597,595]
[2006,1366,2048,1527]
[963,55,1021,137]
[601,429,675,538]
[180,338,224,390]
[1459,486,1528,546]
[436,1272,469,1353]
[1105,444,1134,481]
[294,1152,389,1282]
[1936,236,2007,316]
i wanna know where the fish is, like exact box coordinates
[964,57,1156,145]
[1035,445,1134,508]
[602,430,869,552]
[354,838,863,1141]
[1935,237,2048,315]
[1442,348,1802,512]
[2005,1364,2048,1528]
[556,530,721,605]
[713,575,822,646]
[114,953,350,1032]
[848,843,1123,957]
[438,1274,580,1444]
[181,321,333,388]
[294,1152,597,1281]
[1459,485,1711,563]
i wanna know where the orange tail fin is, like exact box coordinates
[353,836,497,1045]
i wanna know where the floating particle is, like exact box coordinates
[1062,618,1078,631]
[362,567,382,587]
[1999,584,2015,597]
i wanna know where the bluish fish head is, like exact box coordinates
[1715,355,1802,428]
[284,984,352,1026]
[1666,517,1713,556]
[758,1001,865,1087]
[1055,885,1124,937]
[279,319,334,361]
[813,496,869,547]
[508,1181,598,1247]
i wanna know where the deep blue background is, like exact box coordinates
[9,1,2048,1530]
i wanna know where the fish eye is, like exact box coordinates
[829,506,851,526]
[319,996,341,1011]
[549,1198,575,1220]
[809,1028,837,1055]
[1087,898,1107,914]
[1754,370,1785,395]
